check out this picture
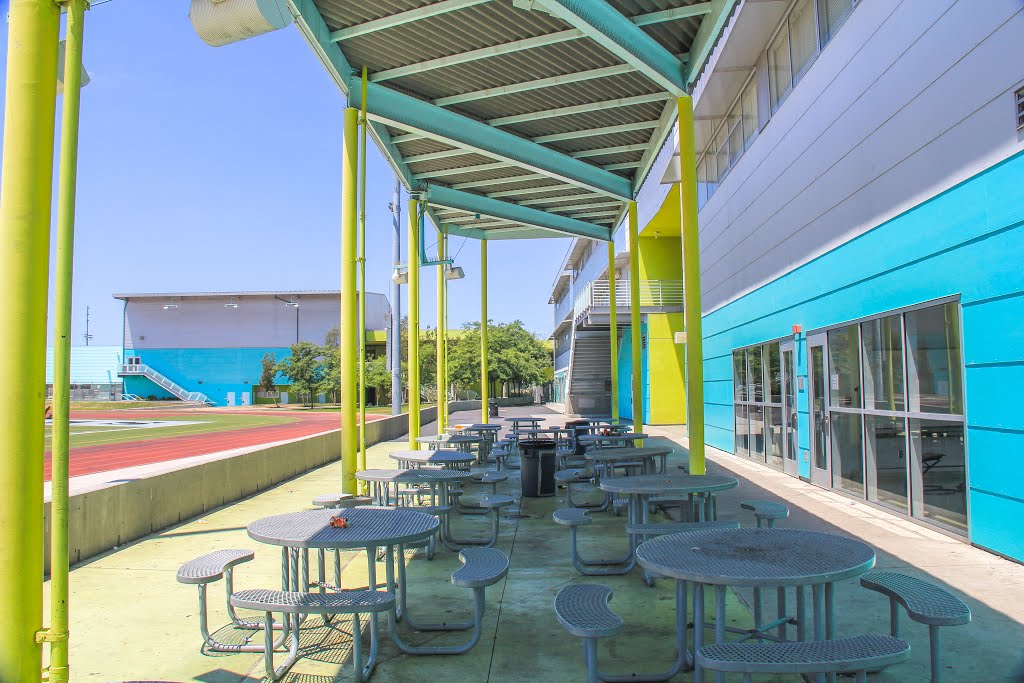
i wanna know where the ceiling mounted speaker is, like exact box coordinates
[190,0,293,47]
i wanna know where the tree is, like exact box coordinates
[321,326,341,404]
[447,320,551,397]
[276,341,326,408]
[259,352,278,405]
[364,354,391,406]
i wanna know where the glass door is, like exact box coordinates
[780,341,799,477]
[808,333,831,487]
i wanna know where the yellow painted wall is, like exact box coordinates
[637,235,687,424]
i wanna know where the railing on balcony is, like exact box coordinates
[572,279,684,321]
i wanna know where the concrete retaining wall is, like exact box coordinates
[44,406,438,572]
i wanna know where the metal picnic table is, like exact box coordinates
[389,449,475,469]
[636,527,876,683]
[246,507,439,678]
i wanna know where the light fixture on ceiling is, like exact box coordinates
[445,265,466,281]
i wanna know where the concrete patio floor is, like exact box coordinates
[46,405,1024,682]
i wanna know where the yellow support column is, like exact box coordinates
[50,3,87,681]
[480,240,489,424]
[0,0,60,678]
[357,68,368,481]
[678,96,706,474]
[408,199,422,449]
[607,240,619,422]
[340,107,358,493]
[436,228,447,431]
[628,202,644,436]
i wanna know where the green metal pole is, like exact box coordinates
[628,202,644,437]
[608,239,619,422]
[408,198,422,449]
[357,68,367,484]
[50,3,87,681]
[340,107,359,493]
[678,96,706,474]
[480,240,489,424]
[436,227,447,430]
[0,1,60,679]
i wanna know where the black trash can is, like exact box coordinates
[564,419,590,455]
[488,399,499,418]
[519,439,557,497]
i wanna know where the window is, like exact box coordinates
[818,0,855,46]
[1017,86,1024,132]
[696,74,758,207]
[817,300,966,532]
[741,78,759,149]
[768,26,792,111]
[789,0,819,80]
[733,341,784,468]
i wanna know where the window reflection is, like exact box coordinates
[828,325,861,408]
[767,406,784,469]
[734,404,749,458]
[911,419,967,531]
[866,415,907,511]
[831,412,864,495]
[749,405,765,463]
[862,314,905,411]
[906,303,963,414]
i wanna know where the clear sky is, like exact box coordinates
[0,2,569,346]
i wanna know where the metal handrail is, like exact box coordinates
[119,363,211,404]
[572,279,684,320]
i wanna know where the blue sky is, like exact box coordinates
[0,2,569,346]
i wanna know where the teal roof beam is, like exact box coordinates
[603,161,641,171]
[488,183,568,199]
[552,200,622,212]
[532,120,660,144]
[433,64,635,107]
[569,143,649,159]
[486,92,670,127]
[349,80,633,199]
[519,192,601,206]
[427,185,612,241]
[413,161,510,180]
[371,29,582,82]
[329,0,492,42]
[405,148,476,165]
[633,2,713,26]
[451,173,547,191]
[536,0,687,95]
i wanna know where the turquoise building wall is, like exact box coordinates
[700,150,1024,561]
[124,347,291,406]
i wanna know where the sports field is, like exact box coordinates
[45,408,382,481]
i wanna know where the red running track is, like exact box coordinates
[45,410,383,481]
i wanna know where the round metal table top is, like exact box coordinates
[505,417,542,423]
[415,435,448,443]
[248,507,439,549]
[579,433,649,443]
[599,473,737,495]
[355,468,472,483]
[446,434,483,444]
[388,449,476,465]
[516,427,561,435]
[466,424,502,431]
[586,447,672,463]
[636,528,876,588]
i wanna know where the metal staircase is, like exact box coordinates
[566,330,613,417]
[117,363,213,405]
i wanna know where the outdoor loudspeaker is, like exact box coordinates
[190,0,293,47]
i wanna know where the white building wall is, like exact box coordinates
[123,293,389,349]
[696,0,1024,312]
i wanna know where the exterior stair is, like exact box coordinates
[118,363,213,405]
[566,330,613,417]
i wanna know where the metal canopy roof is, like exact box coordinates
[292,0,737,241]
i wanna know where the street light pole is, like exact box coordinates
[391,178,402,416]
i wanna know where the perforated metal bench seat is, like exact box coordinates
[554,584,623,638]
[176,549,253,585]
[452,547,509,588]
[860,572,970,627]
[555,467,593,483]
[625,520,739,536]
[697,634,910,677]
[860,571,971,683]
[552,507,592,526]
[230,588,394,615]
[741,500,790,527]
[312,493,371,509]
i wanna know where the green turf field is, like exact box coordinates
[44,413,296,449]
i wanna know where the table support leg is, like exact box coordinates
[777,587,787,641]
[796,586,806,641]
[752,587,762,639]
[714,585,727,683]
[812,583,826,683]
[694,583,704,683]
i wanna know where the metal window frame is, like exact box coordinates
[732,339,787,469]
[1015,86,1024,132]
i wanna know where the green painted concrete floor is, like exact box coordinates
[45,406,1024,681]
